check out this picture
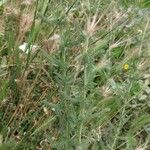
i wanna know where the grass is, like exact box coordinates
[0,0,150,149]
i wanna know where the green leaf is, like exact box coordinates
[111,47,124,61]
[126,132,137,148]
[128,114,150,134]
[0,0,8,7]
[121,0,150,8]
[129,81,141,96]
[31,116,56,136]
[0,80,9,102]
[0,141,15,150]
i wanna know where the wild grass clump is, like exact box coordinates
[0,0,150,149]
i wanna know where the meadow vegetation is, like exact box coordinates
[0,0,150,149]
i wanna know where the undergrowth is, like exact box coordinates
[0,0,150,150]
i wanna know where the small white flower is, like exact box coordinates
[138,29,143,34]
[49,34,60,41]
[19,42,38,54]
[43,107,49,115]
[52,137,55,140]
[51,108,55,112]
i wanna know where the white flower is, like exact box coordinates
[49,34,60,41]
[19,42,38,54]
[138,29,143,34]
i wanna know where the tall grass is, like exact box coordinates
[0,0,150,149]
